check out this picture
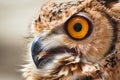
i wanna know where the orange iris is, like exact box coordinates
[66,16,89,40]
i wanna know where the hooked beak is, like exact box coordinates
[31,35,55,68]
[31,35,42,68]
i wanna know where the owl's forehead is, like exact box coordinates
[38,0,92,27]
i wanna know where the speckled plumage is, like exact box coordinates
[22,0,120,80]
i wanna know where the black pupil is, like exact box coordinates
[73,23,82,32]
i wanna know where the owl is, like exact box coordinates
[22,0,120,80]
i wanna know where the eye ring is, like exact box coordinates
[65,15,92,40]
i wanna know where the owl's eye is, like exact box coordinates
[65,16,92,40]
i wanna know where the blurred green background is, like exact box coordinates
[0,0,71,80]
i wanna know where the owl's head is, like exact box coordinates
[30,0,120,79]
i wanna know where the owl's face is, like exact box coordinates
[26,0,120,79]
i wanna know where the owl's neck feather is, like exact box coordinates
[37,51,119,80]
[22,51,120,80]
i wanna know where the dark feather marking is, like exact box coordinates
[38,15,41,22]
[97,0,119,6]
[71,75,93,80]
[80,75,93,80]
[105,54,117,68]
[48,46,76,55]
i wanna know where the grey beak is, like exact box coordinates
[31,35,42,68]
